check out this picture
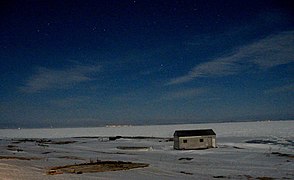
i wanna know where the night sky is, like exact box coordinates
[0,0,293,128]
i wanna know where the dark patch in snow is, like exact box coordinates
[256,176,276,180]
[243,175,253,179]
[180,171,193,175]
[42,152,52,154]
[233,146,244,149]
[178,157,193,161]
[213,175,227,178]
[11,138,76,145]
[0,156,41,160]
[246,140,277,144]
[57,156,85,160]
[213,175,277,179]
[47,160,149,175]
[245,138,294,149]
[117,146,152,151]
[7,145,23,152]
[94,150,132,155]
[109,136,122,141]
[271,152,294,158]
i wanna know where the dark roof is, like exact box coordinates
[174,129,216,137]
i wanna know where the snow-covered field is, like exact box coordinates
[0,120,293,179]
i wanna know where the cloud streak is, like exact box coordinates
[50,96,91,107]
[161,87,206,101]
[21,64,101,93]
[168,31,294,85]
[264,84,294,94]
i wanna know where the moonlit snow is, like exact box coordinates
[0,120,293,179]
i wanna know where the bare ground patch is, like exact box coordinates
[47,160,149,175]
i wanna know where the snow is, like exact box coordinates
[0,120,293,179]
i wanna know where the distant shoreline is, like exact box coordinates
[0,119,293,130]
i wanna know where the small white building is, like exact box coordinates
[174,129,216,150]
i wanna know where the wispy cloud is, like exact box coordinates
[112,87,206,103]
[21,64,101,93]
[161,88,206,101]
[168,31,294,85]
[50,96,91,107]
[264,84,294,94]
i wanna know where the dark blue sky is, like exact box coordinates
[0,0,293,128]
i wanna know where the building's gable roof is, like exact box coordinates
[174,129,216,137]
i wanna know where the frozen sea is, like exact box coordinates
[0,120,293,139]
[0,120,293,179]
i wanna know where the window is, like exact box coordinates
[200,139,204,142]
[183,139,187,143]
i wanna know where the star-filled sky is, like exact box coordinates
[0,0,293,128]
